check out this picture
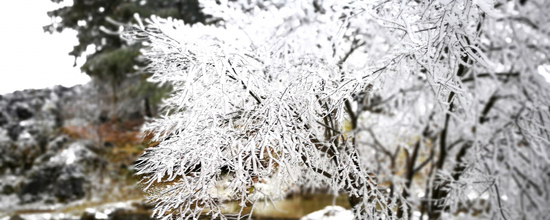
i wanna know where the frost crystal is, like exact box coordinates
[126,0,550,219]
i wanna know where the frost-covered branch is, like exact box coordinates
[127,0,550,219]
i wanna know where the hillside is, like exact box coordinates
[0,84,152,220]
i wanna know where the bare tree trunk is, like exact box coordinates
[144,97,153,117]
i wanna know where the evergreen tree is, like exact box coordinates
[44,0,207,118]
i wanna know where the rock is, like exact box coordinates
[54,165,86,202]
[2,184,15,194]
[47,135,70,152]
[0,111,9,126]
[41,99,63,128]
[48,141,99,166]
[0,127,10,143]
[15,103,33,120]
[6,123,23,141]
[0,175,21,195]
[0,144,16,174]
[53,85,72,98]
[108,209,152,220]
[17,141,105,203]
[16,130,37,148]
[9,215,24,220]
[0,85,116,207]
[18,163,86,203]
[81,211,98,220]
[18,164,62,202]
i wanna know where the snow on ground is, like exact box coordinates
[300,206,354,220]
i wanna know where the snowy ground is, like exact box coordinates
[300,206,354,220]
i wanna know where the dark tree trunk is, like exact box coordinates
[144,97,153,117]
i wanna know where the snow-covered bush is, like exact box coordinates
[127,0,550,219]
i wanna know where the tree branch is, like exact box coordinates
[461,72,520,83]
[227,59,263,105]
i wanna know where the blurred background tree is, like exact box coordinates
[44,0,208,120]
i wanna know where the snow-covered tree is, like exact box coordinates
[127,0,550,219]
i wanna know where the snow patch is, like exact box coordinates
[300,206,354,220]
[538,64,550,83]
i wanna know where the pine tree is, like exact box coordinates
[45,0,208,119]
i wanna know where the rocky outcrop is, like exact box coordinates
[0,85,107,208]
[17,141,105,203]
[0,84,149,220]
[1,86,75,175]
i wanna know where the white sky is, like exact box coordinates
[0,1,548,95]
[0,0,90,95]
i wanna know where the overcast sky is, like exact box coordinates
[0,1,549,96]
[0,0,90,95]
